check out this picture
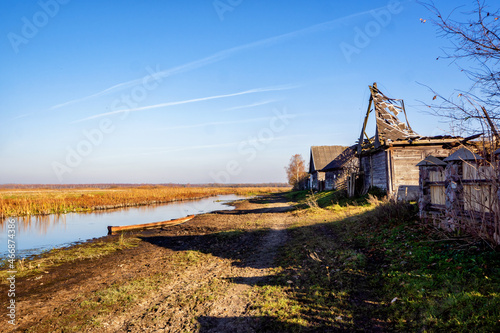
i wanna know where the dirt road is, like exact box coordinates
[4,194,302,332]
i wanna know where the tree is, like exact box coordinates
[421,0,500,138]
[285,154,308,189]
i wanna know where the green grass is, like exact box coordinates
[367,220,500,331]
[284,189,383,210]
[0,234,140,281]
[249,196,500,331]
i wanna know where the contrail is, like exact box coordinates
[51,5,392,110]
[71,84,298,123]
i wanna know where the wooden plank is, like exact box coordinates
[429,170,445,182]
[108,215,195,234]
[464,185,493,213]
[430,185,446,205]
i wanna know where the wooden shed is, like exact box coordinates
[308,145,346,191]
[321,145,357,193]
[356,83,464,200]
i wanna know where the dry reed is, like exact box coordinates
[0,186,285,217]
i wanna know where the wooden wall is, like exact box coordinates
[311,171,326,191]
[389,146,450,200]
[325,158,358,191]
[361,150,388,191]
[361,145,451,198]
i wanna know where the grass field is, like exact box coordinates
[249,193,500,331]
[0,185,286,217]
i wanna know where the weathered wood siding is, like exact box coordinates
[324,171,336,191]
[325,158,358,191]
[390,146,450,200]
[361,150,387,191]
[311,171,326,191]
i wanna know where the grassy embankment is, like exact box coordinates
[0,234,141,281]
[4,190,499,331]
[0,186,286,217]
[249,191,500,331]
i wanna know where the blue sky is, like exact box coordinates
[0,0,479,184]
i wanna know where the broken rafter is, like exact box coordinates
[358,83,419,152]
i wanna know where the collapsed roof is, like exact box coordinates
[357,83,465,154]
[371,84,419,142]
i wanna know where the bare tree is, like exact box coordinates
[285,154,308,189]
[420,1,500,246]
[420,0,500,136]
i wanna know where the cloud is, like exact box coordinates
[12,113,32,120]
[223,99,281,112]
[159,114,296,131]
[71,84,298,123]
[51,6,392,111]
[135,134,306,155]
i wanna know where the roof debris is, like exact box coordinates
[371,84,419,142]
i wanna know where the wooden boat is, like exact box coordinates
[107,215,195,234]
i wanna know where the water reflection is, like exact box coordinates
[14,214,68,236]
[0,194,244,258]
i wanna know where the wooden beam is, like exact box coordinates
[357,89,374,155]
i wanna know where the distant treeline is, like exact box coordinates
[0,183,291,190]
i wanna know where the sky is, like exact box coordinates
[0,0,482,184]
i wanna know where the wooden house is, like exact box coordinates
[308,145,346,191]
[356,83,465,200]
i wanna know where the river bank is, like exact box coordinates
[1,192,499,332]
[1,194,248,258]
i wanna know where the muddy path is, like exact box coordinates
[2,194,298,332]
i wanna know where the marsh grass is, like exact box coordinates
[0,186,285,217]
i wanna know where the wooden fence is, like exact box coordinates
[418,153,500,245]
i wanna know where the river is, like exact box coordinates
[0,194,245,258]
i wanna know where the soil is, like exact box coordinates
[1,194,302,333]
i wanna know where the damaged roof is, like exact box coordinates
[371,84,419,142]
[309,146,347,173]
[357,83,469,154]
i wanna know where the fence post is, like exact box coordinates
[418,165,430,220]
[443,147,484,233]
[443,160,462,232]
[417,156,447,225]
